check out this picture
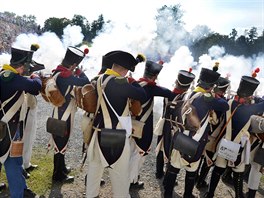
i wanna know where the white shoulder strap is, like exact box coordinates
[139,100,154,122]
[181,92,202,124]
[1,91,18,109]
[100,75,123,118]
[97,75,117,127]
[1,92,25,123]
[225,99,234,140]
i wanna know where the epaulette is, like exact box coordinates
[0,70,15,82]
[203,92,214,102]
[114,77,128,84]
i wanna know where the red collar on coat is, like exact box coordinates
[52,65,72,78]
[138,78,156,86]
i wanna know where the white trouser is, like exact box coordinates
[86,138,131,198]
[22,107,37,169]
[129,139,146,183]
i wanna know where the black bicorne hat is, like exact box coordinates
[62,46,87,67]
[10,47,34,66]
[144,60,163,77]
[29,60,45,73]
[104,51,139,72]
[237,76,260,97]
[198,68,220,88]
[99,50,123,74]
[216,77,230,92]
[176,70,196,87]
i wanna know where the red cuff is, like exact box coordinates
[127,77,136,83]
[75,68,82,76]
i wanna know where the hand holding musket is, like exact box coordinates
[74,65,86,76]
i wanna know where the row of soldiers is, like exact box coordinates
[0,43,263,198]
[155,64,264,198]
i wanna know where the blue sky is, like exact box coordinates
[0,0,263,35]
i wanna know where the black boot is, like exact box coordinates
[61,155,71,174]
[24,188,38,198]
[52,153,74,183]
[222,166,233,186]
[163,165,179,198]
[246,189,256,198]
[196,160,210,190]
[22,169,30,179]
[183,171,196,198]
[156,151,164,179]
[205,166,225,198]
[233,172,244,198]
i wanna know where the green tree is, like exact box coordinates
[229,28,238,41]
[89,14,105,42]
[71,14,90,39]
[251,29,264,55]
[190,33,230,61]
[247,27,258,45]
[42,17,71,38]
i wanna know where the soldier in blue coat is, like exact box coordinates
[196,76,230,189]
[85,51,147,198]
[0,45,42,197]
[163,67,229,198]
[129,60,175,188]
[205,75,264,198]
[49,46,90,182]
[155,69,196,179]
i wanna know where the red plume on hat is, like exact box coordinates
[84,48,89,55]
[158,60,164,65]
[188,67,193,73]
[252,67,260,78]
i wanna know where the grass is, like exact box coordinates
[1,147,54,196]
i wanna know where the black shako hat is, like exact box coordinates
[176,70,195,87]
[216,77,230,92]
[10,47,34,66]
[104,51,139,72]
[99,50,123,74]
[198,67,220,88]
[62,46,87,67]
[10,44,45,73]
[144,60,163,77]
[237,76,260,97]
